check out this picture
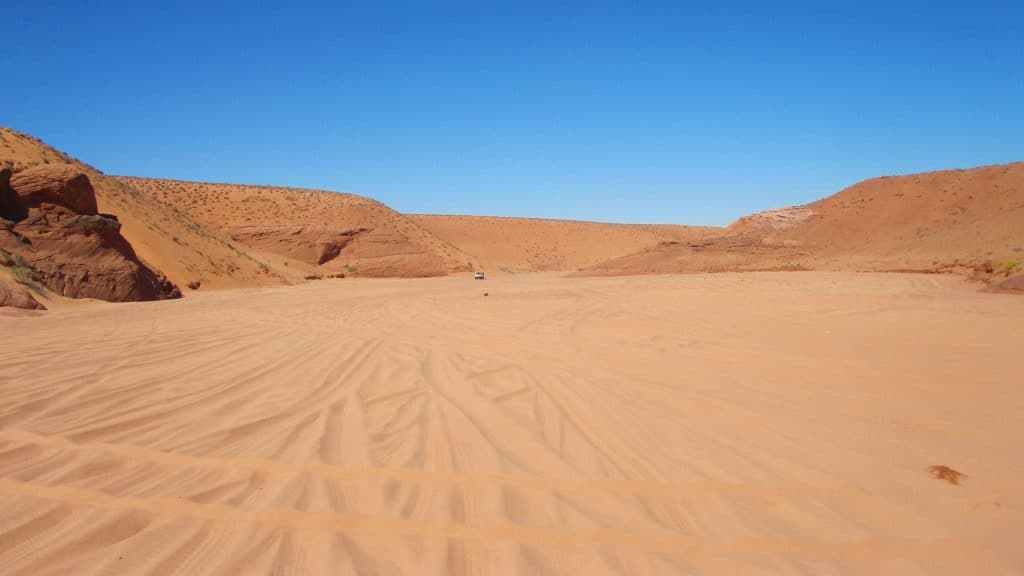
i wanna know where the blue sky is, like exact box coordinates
[3,1,1022,225]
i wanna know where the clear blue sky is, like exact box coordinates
[3,1,1022,225]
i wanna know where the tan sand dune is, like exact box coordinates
[2,272,1022,574]
[581,162,1024,285]
[119,177,472,278]
[734,162,1024,271]
[410,214,717,272]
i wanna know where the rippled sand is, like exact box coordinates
[1,272,1021,575]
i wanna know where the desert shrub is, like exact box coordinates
[1004,260,1019,274]
[12,264,36,283]
[2,250,43,291]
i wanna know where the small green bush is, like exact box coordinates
[12,265,36,283]
[2,250,44,292]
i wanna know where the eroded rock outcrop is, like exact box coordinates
[227,225,370,267]
[224,224,451,277]
[0,272,45,310]
[118,176,472,279]
[7,163,99,217]
[0,164,180,304]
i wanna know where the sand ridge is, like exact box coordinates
[118,177,473,278]
[409,214,717,272]
[581,162,1024,280]
[1,272,1022,574]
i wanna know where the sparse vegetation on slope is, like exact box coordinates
[580,162,1024,287]
[1,128,282,292]
[118,176,472,278]
[3,128,1021,299]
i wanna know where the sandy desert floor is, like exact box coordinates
[1,272,1022,575]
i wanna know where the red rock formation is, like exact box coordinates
[226,225,369,266]
[7,163,99,216]
[0,164,180,304]
[226,224,450,277]
[0,273,45,310]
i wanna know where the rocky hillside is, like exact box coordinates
[1,128,283,294]
[0,128,473,309]
[118,178,471,278]
[1,164,179,308]
[4,127,1020,306]
[580,162,1024,291]
[734,162,1024,271]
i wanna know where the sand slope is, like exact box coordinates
[2,129,472,293]
[119,178,472,278]
[1,273,1022,574]
[6,128,1021,291]
[582,162,1024,280]
[736,162,1024,270]
[0,128,282,290]
[410,215,717,272]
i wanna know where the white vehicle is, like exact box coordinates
[474,271,485,280]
